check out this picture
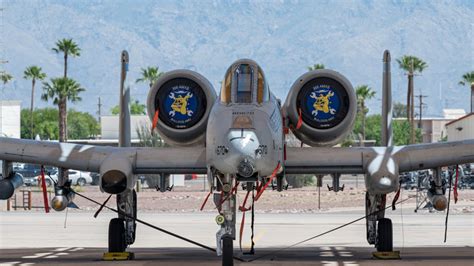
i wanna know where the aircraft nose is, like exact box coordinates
[228,129,260,157]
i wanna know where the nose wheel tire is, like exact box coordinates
[108,218,127,252]
[222,236,234,266]
[376,218,393,252]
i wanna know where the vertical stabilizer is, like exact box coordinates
[381,50,393,147]
[119,50,131,147]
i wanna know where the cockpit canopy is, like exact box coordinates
[220,59,269,104]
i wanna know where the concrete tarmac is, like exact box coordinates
[1,246,474,266]
[0,209,473,265]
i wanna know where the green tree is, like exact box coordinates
[52,38,81,78]
[458,71,474,113]
[352,114,381,145]
[21,108,99,140]
[355,85,376,141]
[23,66,47,139]
[67,110,100,139]
[393,102,407,118]
[393,119,422,145]
[351,114,421,146]
[396,55,428,143]
[307,63,325,71]
[0,72,13,88]
[110,99,146,115]
[21,108,58,140]
[136,66,164,88]
[41,77,85,143]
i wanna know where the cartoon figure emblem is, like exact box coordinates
[168,92,194,117]
[310,90,337,116]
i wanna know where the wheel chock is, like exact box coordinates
[372,251,400,260]
[103,252,135,261]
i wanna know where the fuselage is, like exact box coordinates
[206,59,284,178]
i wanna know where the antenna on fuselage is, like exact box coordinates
[119,50,131,147]
[381,50,393,147]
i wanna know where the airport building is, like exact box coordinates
[0,100,21,138]
[395,109,466,143]
[446,113,474,141]
[100,115,149,141]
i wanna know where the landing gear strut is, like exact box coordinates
[108,189,137,253]
[365,192,393,252]
[214,174,236,266]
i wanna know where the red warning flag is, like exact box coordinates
[255,162,281,201]
[151,109,159,133]
[40,166,50,213]
[296,108,303,129]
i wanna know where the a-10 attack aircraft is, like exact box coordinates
[1,51,473,265]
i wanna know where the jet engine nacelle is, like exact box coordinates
[284,70,357,146]
[147,70,216,147]
[100,155,134,194]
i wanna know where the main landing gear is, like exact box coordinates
[365,192,393,252]
[108,189,137,253]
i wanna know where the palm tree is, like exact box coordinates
[307,63,325,71]
[396,55,428,144]
[355,85,376,142]
[24,66,47,139]
[136,66,164,88]
[458,71,474,113]
[0,72,13,89]
[52,38,81,78]
[41,77,85,143]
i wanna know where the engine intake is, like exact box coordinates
[284,69,357,146]
[147,70,216,146]
[100,155,133,194]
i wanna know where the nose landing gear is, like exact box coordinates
[214,174,237,266]
[365,192,393,252]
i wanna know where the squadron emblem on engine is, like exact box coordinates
[310,90,337,116]
[168,91,194,117]
[304,84,340,125]
[162,84,200,129]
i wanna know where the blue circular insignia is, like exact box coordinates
[297,77,350,129]
[156,78,207,129]
[304,85,340,124]
[163,86,198,126]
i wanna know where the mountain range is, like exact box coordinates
[1,0,473,118]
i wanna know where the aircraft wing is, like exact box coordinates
[284,139,474,175]
[0,137,207,174]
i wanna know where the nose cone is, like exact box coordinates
[228,130,260,156]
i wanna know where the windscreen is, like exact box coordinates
[220,61,269,104]
[235,64,253,103]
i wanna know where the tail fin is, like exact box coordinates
[119,50,131,148]
[381,50,393,147]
